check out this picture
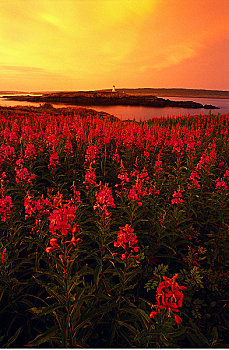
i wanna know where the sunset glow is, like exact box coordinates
[0,0,228,91]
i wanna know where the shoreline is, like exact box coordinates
[2,92,220,110]
[0,104,120,121]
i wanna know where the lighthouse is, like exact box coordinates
[112,85,116,93]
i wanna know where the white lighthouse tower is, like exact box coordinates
[112,85,116,93]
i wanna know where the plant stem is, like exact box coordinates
[63,242,74,347]
[100,213,106,277]
[117,260,127,320]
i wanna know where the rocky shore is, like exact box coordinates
[2,91,219,110]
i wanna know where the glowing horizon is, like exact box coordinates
[0,0,228,91]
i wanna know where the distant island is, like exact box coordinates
[97,88,229,99]
[2,89,220,109]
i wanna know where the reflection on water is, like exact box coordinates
[88,98,229,121]
[0,95,229,121]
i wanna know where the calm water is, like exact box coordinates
[88,97,229,120]
[0,95,229,121]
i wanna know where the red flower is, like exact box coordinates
[83,169,97,188]
[46,246,55,253]
[171,190,183,205]
[174,314,183,324]
[150,273,186,324]
[85,145,99,164]
[50,238,59,247]
[0,196,13,222]
[150,311,158,318]
[93,183,115,216]
[15,159,36,186]
[49,205,77,236]
[114,224,139,261]
[48,152,60,168]
[1,248,6,264]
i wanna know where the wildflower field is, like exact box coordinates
[0,109,228,347]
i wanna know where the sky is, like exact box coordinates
[0,0,228,91]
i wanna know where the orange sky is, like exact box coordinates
[0,0,228,91]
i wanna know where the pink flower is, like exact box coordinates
[174,314,183,324]
[117,172,129,184]
[0,144,16,161]
[188,171,200,188]
[49,205,77,236]
[83,169,97,188]
[0,196,13,222]
[111,152,120,163]
[50,238,59,247]
[171,189,183,205]
[46,246,55,253]
[93,184,115,216]
[114,224,139,261]
[219,161,225,169]
[71,235,83,247]
[48,153,60,168]
[153,151,163,176]
[171,138,184,154]
[1,248,6,264]
[223,170,229,181]
[64,140,74,155]
[154,160,162,170]
[24,143,37,159]
[85,145,99,164]
[144,151,150,160]
[128,173,149,206]
[15,158,36,186]
[215,178,228,192]
[46,134,58,150]
[150,274,186,324]
[149,311,158,318]
[46,238,60,253]
[24,194,52,219]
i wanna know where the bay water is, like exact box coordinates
[0,95,229,121]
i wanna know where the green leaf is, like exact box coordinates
[3,327,21,348]
[120,307,150,329]
[0,336,5,343]
[0,289,5,303]
[116,320,137,334]
[29,304,62,317]
[189,319,210,346]
[153,263,169,277]
[26,326,59,347]
[211,326,219,345]
[33,276,65,305]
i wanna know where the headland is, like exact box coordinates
[2,90,219,110]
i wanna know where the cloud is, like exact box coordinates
[0,0,228,90]
[0,65,47,73]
